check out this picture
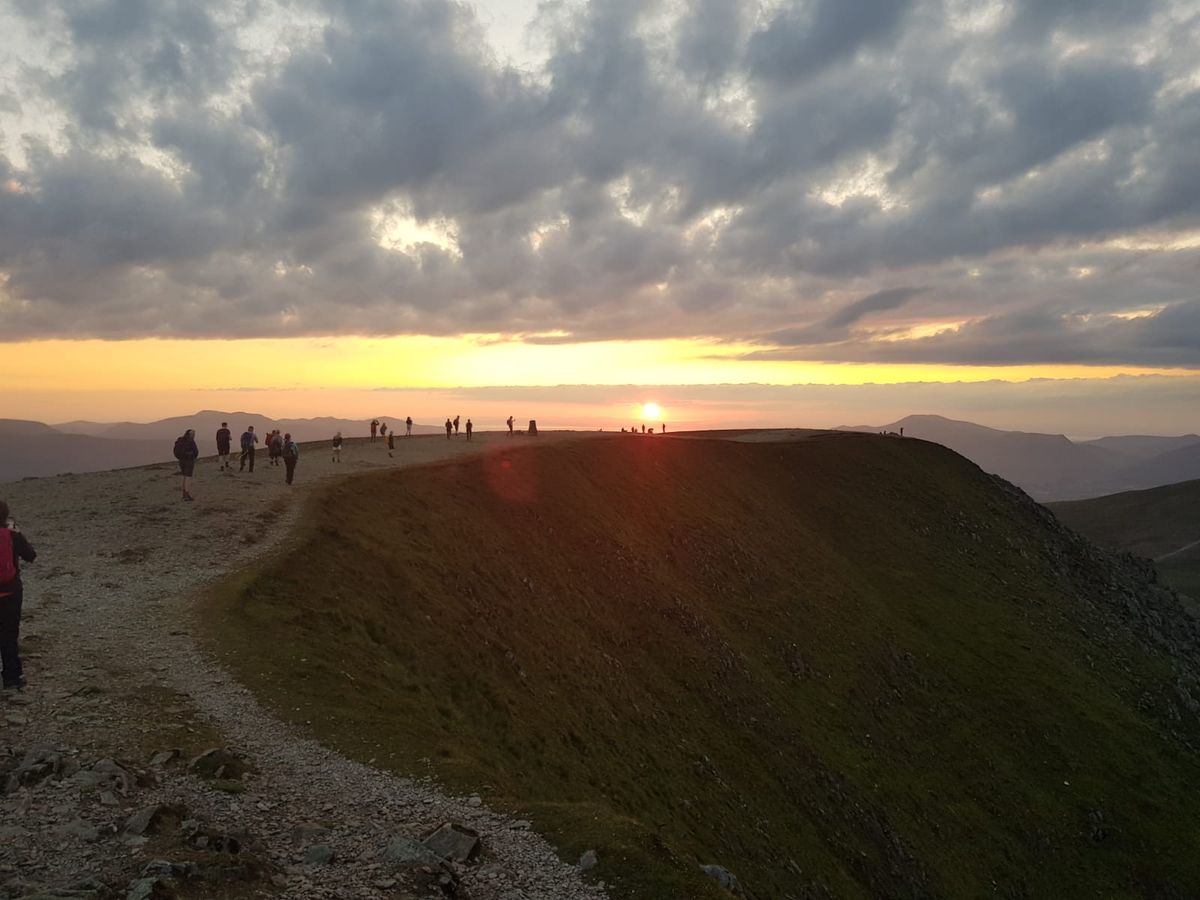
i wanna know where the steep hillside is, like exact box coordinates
[1051,480,1200,601]
[207,434,1200,899]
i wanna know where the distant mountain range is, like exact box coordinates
[0,411,444,482]
[838,414,1200,501]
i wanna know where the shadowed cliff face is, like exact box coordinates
[209,433,1200,899]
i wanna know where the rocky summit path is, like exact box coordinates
[0,431,609,900]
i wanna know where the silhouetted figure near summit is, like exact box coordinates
[282,433,299,485]
[370,419,379,442]
[173,429,199,502]
[445,418,453,440]
[405,416,413,437]
[0,499,37,691]
[507,415,514,436]
[387,430,395,457]
[380,422,388,441]
[332,431,343,463]
[453,415,460,435]
[641,424,646,434]
[216,422,232,471]
[240,426,258,472]
[465,419,473,441]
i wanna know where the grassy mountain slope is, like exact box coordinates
[205,434,1200,898]
[1050,480,1200,601]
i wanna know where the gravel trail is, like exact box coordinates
[0,431,609,899]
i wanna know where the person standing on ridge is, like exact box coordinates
[282,433,299,485]
[0,501,36,691]
[465,419,473,441]
[380,422,388,442]
[216,422,232,471]
[445,418,453,440]
[174,429,199,501]
[507,415,514,436]
[332,431,343,463]
[370,419,379,442]
[405,416,413,437]
[453,415,460,435]
[240,425,258,472]
[387,429,395,457]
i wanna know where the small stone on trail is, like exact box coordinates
[578,849,598,871]
[380,834,442,867]
[149,749,180,768]
[422,822,482,864]
[304,844,336,865]
[291,823,331,844]
[700,863,743,895]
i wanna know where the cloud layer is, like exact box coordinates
[0,0,1197,368]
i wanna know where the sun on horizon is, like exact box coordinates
[642,402,662,420]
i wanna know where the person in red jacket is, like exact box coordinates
[0,500,37,690]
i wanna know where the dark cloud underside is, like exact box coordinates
[0,0,1196,368]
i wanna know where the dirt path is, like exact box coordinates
[0,431,608,899]
[1157,538,1200,562]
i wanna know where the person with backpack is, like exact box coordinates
[332,431,343,463]
[465,418,473,441]
[387,429,395,457]
[370,419,379,442]
[380,422,388,442]
[216,422,232,471]
[0,500,37,691]
[268,430,283,467]
[445,418,452,440]
[405,416,413,437]
[173,429,199,501]
[281,433,300,485]
[453,415,460,435]
[239,426,258,472]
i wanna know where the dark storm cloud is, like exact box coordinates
[0,0,1197,368]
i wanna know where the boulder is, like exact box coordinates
[380,834,442,867]
[700,863,743,895]
[125,804,184,837]
[578,849,598,871]
[303,845,336,866]
[422,822,481,864]
[188,748,248,780]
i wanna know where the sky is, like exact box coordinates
[0,0,1198,433]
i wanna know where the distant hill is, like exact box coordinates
[0,411,449,481]
[0,434,173,481]
[0,418,62,437]
[1082,434,1200,461]
[1050,480,1200,600]
[57,410,445,443]
[208,434,1200,898]
[839,414,1200,500]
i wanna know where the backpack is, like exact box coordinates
[282,441,298,461]
[241,432,254,449]
[0,530,15,585]
[173,436,189,460]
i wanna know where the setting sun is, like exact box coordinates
[642,402,662,420]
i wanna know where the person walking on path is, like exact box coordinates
[387,430,395,457]
[507,415,514,436]
[465,419,473,441]
[173,429,199,501]
[453,415,460,435]
[240,425,258,472]
[445,418,453,440]
[405,416,413,437]
[216,422,232,470]
[282,434,300,485]
[269,430,284,467]
[0,499,37,691]
[332,431,343,463]
[370,419,379,442]
[380,422,388,442]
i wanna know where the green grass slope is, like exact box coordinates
[205,435,1200,899]
[1050,479,1200,600]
